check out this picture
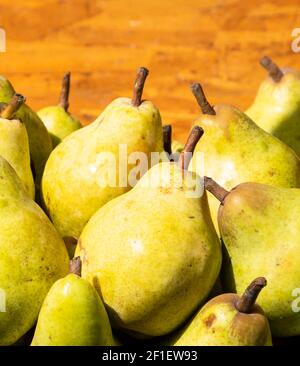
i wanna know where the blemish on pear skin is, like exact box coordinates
[203,313,216,328]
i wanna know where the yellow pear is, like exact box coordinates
[205,177,300,337]
[172,278,272,346]
[42,67,163,240]
[189,83,300,231]
[0,156,68,345]
[76,127,222,337]
[31,258,116,346]
[0,74,52,200]
[0,94,34,198]
[246,56,300,156]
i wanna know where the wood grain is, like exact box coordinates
[0,0,299,142]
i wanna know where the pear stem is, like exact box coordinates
[204,177,229,204]
[178,126,204,170]
[131,67,149,107]
[260,56,283,82]
[59,72,71,111]
[235,277,267,313]
[69,256,82,277]
[163,124,172,155]
[191,83,216,115]
[0,94,25,119]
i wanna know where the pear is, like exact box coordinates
[0,74,52,199]
[31,257,116,346]
[0,94,35,198]
[42,67,163,239]
[38,72,81,147]
[189,83,300,231]
[76,127,222,337]
[0,156,69,345]
[246,56,300,156]
[205,177,300,337]
[172,277,272,346]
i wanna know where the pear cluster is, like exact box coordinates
[0,57,300,346]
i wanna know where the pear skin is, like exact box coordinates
[0,156,69,345]
[0,74,52,199]
[38,72,81,147]
[31,258,115,346]
[205,177,300,337]
[172,278,272,346]
[0,94,34,198]
[246,57,300,156]
[189,83,300,231]
[42,68,163,239]
[38,105,81,147]
[76,128,222,337]
[0,75,15,100]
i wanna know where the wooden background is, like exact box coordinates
[0,0,300,142]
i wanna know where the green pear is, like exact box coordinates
[42,67,163,239]
[31,257,116,346]
[76,127,222,337]
[205,177,300,337]
[38,72,81,147]
[0,94,34,198]
[0,156,69,345]
[0,74,53,199]
[189,83,300,231]
[246,56,300,156]
[172,277,272,346]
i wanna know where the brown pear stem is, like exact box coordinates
[69,256,82,277]
[0,94,25,119]
[178,126,204,170]
[191,83,216,115]
[131,67,149,107]
[204,177,229,204]
[260,56,283,82]
[163,124,172,155]
[235,277,267,313]
[59,72,71,111]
